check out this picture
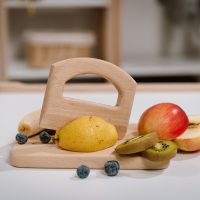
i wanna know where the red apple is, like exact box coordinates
[138,103,189,140]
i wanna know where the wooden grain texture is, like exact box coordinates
[103,0,121,65]
[24,31,95,68]
[0,0,8,81]
[10,124,169,169]
[40,58,137,139]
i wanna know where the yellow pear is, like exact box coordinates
[55,116,118,152]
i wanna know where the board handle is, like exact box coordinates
[40,58,137,139]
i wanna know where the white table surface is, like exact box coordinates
[1,90,200,200]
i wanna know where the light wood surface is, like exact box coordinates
[103,0,121,65]
[0,0,8,81]
[10,124,169,169]
[40,58,136,139]
[24,31,96,68]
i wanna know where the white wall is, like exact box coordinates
[121,0,162,60]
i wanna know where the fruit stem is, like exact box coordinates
[52,136,58,144]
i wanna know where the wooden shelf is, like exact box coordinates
[8,60,49,80]
[6,0,109,9]
[8,57,200,81]
[8,59,99,81]
[0,0,121,81]
[122,57,200,77]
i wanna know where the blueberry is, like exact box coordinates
[76,165,90,179]
[104,160,120,176]
[16,133,28,144]
[39,131,51,144]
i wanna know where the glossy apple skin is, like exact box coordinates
[138,103,189,140]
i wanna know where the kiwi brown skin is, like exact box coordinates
[141,140,177,161]
[115,132,158,155]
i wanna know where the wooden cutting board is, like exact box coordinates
[10,124,170,169]
[10,58,170,170]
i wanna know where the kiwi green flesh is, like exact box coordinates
[141,140,177,161]
[115,132,158,155]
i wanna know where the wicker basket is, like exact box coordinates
[23,31,96,68]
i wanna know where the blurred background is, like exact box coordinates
[1,0,200,83]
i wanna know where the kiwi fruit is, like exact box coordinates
[141,140,177,161]
[115,132,158,155]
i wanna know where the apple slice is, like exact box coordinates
[175,115,200,152]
